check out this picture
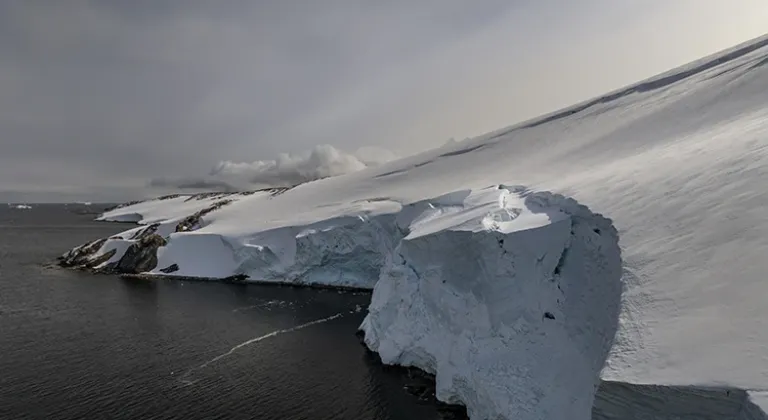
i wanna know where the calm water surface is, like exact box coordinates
[0,204,444,420]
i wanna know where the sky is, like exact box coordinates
[1,0,766,202]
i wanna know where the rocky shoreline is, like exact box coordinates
[58,189,298,280]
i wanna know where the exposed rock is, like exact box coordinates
[184,192,233,202]
[57,222,169,275]
[175,199,233,232]
[159,263,180,274]
[115,234,167,274]
[129,223,160,240]
[222,273,249,283]
[237,186,294,197]
[174,217,197,233]
[84,248,117,269]
[58,238,108,268]
[266,187,292,197]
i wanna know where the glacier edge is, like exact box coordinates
[59,186,623,419]
[360,190,623,420]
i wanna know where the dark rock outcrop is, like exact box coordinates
[266,187,292,197]
[129,223,160,240]
[222,273,249,284]
[159,263,180,274]
[237,186,292,197]
[58,223,169,275]
[184,192,231,202]
[84,248,117,269]
[58,238,108,268]
[175,199,233,232]
[115,234,167,274]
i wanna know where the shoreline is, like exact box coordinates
[53,261,373,294]
[118,272,374,293]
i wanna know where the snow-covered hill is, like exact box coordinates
[61,34,768,419]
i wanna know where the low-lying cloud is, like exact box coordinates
[149,145,397,192]
[148,177,239,192]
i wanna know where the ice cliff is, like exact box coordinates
[361,190,622,420]
[61,186,622,420]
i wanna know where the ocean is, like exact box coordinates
[0,204,447,420]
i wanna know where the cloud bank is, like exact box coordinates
[149,145,397,192]
[148,177,239,192]
[2,1,767,202]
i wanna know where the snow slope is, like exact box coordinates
[97,192,259,224]
[64,34,768,418]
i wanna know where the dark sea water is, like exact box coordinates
[0,204,445,420]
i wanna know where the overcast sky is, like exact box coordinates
[1,0,766,202]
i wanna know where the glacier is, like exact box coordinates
[59,33,768,419]
[62,187,623,420]
[360,190,622,420]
